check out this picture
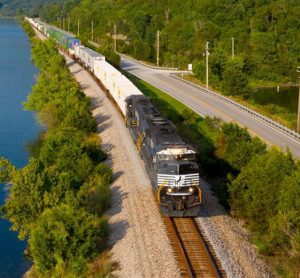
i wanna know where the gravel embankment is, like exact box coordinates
[34,26,274,278]
[62,52,274,277]
[62,54,181,278]
[197,179,274,278]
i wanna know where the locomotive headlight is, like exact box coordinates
[189,187,194,193]
[167,188,173,193]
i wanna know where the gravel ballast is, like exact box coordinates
[62,55,181,278]
[197,179,274,278]
[60,51,275,277]
[61,53,274,277]
[33,20,276,277]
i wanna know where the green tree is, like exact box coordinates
[215,123,266,171]
[29,204,109,276]
[222,56,250,97]
[0,158,15,182]
[3,159,47,239]
[229,149,295,234]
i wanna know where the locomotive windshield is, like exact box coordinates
[156,153,196,161]
[179,163,198,175]
[157,162,199,175]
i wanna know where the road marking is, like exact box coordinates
[122,59,300,154]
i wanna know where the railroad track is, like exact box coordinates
[163,217,225,278]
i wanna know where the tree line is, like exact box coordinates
[131,74,300,277]
[215,122,300,277]
[37,0,299,89]
[0,21,112,276]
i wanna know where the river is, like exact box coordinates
[0,19,40,277]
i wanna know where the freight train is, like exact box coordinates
[26,17,202,217]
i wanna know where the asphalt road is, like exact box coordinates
[121,56,300,159]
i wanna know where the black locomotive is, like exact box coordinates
[125,95,201,217]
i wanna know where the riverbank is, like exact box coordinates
[30,21,181,277]
[0,18,40,277]
[1,21,114,277]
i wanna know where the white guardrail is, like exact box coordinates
[171,74,300,142]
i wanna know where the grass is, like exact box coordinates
[122,71,298,278]
[126,73,217,152]
[123,71,232,207]
[182,74,298,130]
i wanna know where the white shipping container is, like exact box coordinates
[81,47,105,71]
[74,45,85,61]
[94,60,107,82]
[111,75,143,115]
[101,61,122,89]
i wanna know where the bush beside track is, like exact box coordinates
[0,21,112,277]
[11,20,300,277]
[126,73,300,277]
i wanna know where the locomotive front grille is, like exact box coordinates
[157,173,199,187]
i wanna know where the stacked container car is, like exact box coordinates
[80,48,105,72]
[74,45,85,61]
[109,75,143,115]
[26,17,202,217]
[100,62,122,90]
[47,27,80,55]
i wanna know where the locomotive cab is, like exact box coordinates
[125,96,202,217]
[156,151,201,217]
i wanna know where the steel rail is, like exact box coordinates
[163,216,224,278]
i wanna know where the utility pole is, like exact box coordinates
[232,37,235,59]
[297,66,300,133]
[68,17,70,33]
[91,21,94,42]
[205,41,210,89]
[78,19,80,36]
[113,24,117,52]
[157,30,160,66]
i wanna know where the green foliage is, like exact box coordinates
[78,163,112,217]
[0,0,64,16]
[21,20,35,38]
[37,0,299,83]
[182,108,197,126]
[24,39,96,133]
[229,149,294,230]
[100,47,120,67]
[0,158,15,183]
[228,150,300,275]
[221,57,250,97]
[215,123,267,171]
[29,204,109,276]
[1,34,111,275]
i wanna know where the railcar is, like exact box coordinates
[47,27,80,55]
[125,96,201,217]
[79,47,105,72]
[26,17,202,217]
